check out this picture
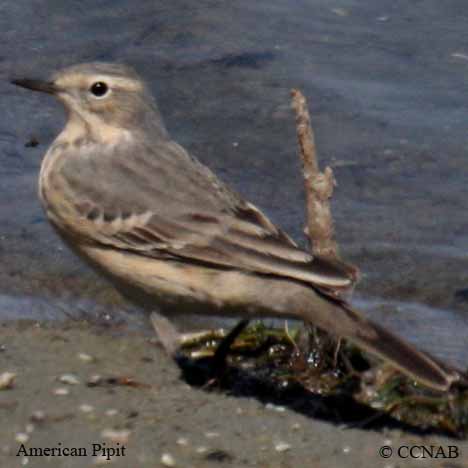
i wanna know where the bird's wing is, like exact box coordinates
[58,139,353,290]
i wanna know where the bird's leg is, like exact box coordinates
[151,312,249,386]
[211,319,250,374]
[150,311,247,363]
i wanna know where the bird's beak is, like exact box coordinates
[10,78,59,95]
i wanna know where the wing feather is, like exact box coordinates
[61,139,353,290]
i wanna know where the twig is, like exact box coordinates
[291,89,359,286]
[291,89,339,259]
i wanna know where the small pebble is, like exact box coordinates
[79,404,94,413]
[101,429,131,444]
[274,442,291,453]
[176,437,189,446]
[78,352,94,362]
[343,446,351,454]
[161,453,176,467]
[15,433,29,444]
[0,372,16,390]
[105,409,118,417]
[87,375,102,386]
[59,374,80,385]
[195,446,208,454]
[291,423,301,431]
[265,403,286,412]
[204,431,220,439]
[25,424,34,434]
[53,387,70,396]
[30,410,46,423]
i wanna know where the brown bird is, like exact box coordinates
[11,62,461,391]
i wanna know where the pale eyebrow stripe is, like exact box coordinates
[99,76,143,92]
[62,75,144,92]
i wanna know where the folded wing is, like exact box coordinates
[59,139,353,290]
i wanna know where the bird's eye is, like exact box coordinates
[89,81,109,97]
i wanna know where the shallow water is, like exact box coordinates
[1,0,467,366]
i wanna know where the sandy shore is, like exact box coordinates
[0,320,466,468]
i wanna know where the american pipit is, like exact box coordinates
[11,62,461,391]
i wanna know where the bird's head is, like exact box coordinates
[11,62,168,141]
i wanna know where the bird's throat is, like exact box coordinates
[59,108,131,146]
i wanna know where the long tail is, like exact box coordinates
[312,293,463,392]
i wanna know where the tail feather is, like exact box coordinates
[339,304,461,392]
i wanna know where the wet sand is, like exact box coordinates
[1,321,467,468]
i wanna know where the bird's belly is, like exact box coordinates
[69,243,264,318]
[68,241,325,325]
